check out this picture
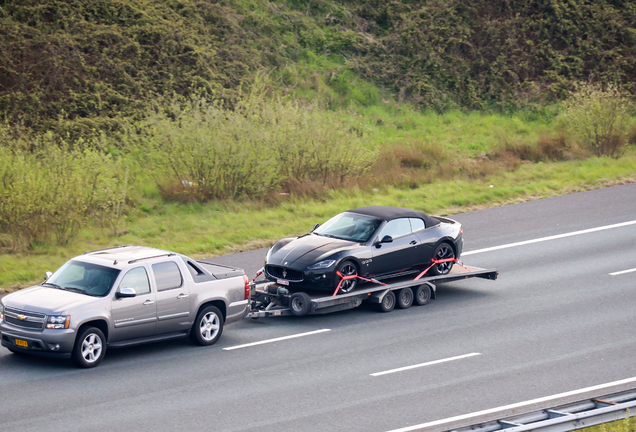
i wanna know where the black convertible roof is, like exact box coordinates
[347,206,440,227]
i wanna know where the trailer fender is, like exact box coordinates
[368,289,391,304]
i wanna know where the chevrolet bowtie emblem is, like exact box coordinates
[17,315,27,320]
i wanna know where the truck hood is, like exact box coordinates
[268,234,356,268]
[3,285,102,315]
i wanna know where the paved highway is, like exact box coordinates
[1,183,635,432]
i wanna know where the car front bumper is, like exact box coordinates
[0,322,75,358]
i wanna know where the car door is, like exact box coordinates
[151,260,191,336]
[110,266,157,342]
[370,218,420,276]
[412,217,442,266]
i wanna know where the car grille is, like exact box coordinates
[4,307,46,331]
[265,265,304,282]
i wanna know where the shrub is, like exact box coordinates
[558,83,633,157]
[128,90,375,201]
[0,132,128,251]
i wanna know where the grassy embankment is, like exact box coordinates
[1,103,634,291]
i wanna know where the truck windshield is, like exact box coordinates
[314,212,383,242]
[44,260,121,297]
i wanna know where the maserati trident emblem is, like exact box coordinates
[282,270,287,278]
[17,315,27,320]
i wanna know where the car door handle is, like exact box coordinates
[177,293,188,299]
[143,300,155,305]
[410,240,417,245]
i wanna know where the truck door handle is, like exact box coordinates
[143,300,155,305]
[410,240,417,245]
[177,293,188,299]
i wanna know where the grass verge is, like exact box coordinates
[1,147,634,292]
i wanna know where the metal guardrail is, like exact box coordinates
[447,389,636,432]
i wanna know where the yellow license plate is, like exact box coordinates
[15,339,28,348]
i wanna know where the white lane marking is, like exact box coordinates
[462,220,636,256]
[385,376,636,432]
[371,353,481,377]
[223,329,331,351]
[609,267,636,276]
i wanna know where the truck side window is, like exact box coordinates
[152,261,183,291]
[119,267,151,295]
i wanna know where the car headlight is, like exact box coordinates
[46,315,70,329]
[265,248,272,265]
[308,260,336,270]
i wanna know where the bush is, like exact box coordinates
[0,131,129,251]
[128,90,375,201]
[558,83,633,157]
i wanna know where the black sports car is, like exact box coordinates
[264,206,463,294]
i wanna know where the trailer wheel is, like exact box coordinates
[414,284,432,305]
[377,291,396,312]
[396,288,414,309]
[290,292,312,316]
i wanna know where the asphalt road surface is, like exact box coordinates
[1,183,635,432]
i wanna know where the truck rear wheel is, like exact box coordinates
[396,288,414,309]
[72,326,106,368]
[190,305,224,346]
[290,292,312,316]
[377,291,396,312]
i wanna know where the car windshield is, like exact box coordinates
[314,212,383,242]
[44,260,121,297]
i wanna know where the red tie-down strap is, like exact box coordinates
[251,268,264,283]
[332,271,387,297]
[413,258,470,281]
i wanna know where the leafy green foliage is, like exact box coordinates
[127,88,375,201]
[558,83,634,157]
[0,128,129,250]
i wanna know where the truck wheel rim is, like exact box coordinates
[200,312,220,341]
[81,333,103,363]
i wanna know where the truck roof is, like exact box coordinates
[79,245,173,268]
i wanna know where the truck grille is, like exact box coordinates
[265,266,304,282]
[4,307,46,331]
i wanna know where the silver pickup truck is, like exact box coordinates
[0,245,250,367]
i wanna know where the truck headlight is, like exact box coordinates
[308,260,336,270]
[0,303,4,322]
[46,315,70,329]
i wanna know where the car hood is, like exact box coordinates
[268,234,357,268]
[2,285,102,315]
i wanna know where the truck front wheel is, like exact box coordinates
[72,326,106,368]
[190,305,224,346]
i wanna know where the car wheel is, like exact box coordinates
[396,288,414,309]
[290,292,312,316]
[336,260,358,294]
[414,283,432,305]
[429,242,455,276]
[190,305,224,346]
[72,326,106,368]
[377,290,396,312]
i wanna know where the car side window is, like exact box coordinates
[119,267,151,295]
[409,218,426,232]
[377,218,412,239]
[152,261,183,292]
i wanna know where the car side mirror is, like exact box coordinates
[45,271,53,281]
[313,223,320,231]
[374,235,393,248]
[116,287,137,299]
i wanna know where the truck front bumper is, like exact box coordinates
[0,323,75,358]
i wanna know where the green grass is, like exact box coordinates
[580,415,636,431]
[2,146,634,291]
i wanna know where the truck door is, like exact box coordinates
[151,260,191,336]
[110,266,156,342]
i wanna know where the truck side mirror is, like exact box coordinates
[313,223,320,231]
[116,287,137,299]
[45,271,53,281]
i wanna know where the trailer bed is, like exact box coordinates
[247,264,497,318]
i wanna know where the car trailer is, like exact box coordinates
[247,262,498,318]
